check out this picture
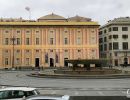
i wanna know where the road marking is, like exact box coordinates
[98,91,105,96]
[74,91,79,95]
[51,91,56,94]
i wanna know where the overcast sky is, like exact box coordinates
[0,0,130,25]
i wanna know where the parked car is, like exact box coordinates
[0,87,40,100]
[25,95,70,100]
[127,89,130,98]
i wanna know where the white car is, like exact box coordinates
[0,87,40,100]
[127,89,130,98]
[25,95,70,100]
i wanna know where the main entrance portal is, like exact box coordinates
[35,58,39,67]
[50,58,54,67]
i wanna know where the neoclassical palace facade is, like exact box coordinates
[0,13,99,68]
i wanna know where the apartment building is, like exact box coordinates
[99,17,130,66]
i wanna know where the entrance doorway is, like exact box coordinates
[124,58,128,65]
[64,58,68,67]
[35,58,39,67]
[50,58,54,67]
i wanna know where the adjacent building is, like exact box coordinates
[0,13,99,68]
[99,17,130,66]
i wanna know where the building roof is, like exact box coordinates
[0,21,99,26]
[68,15,91,22]
[100,17,130,29]
[38,13,66,21]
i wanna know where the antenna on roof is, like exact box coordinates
[25,6,31,20]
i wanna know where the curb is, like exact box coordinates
[27,74,130,79]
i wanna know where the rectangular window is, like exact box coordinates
[104,44,107,51]
[64,38,68,45]
[16,30,21,33]
[113,42,119,50]
[99,45,103,51]
[5,58,8,65]
[99,38,103,43]
[109,35,112,39]
[16,58,20,65]
[109,43,112,50]
[5,38,9,45]
[104,37,107,42]
[26,38,30,45]
[45,53,48,63]
[108,27,111,32]
[104,29,107,33]
[122,27,128,31]
[113,27,118,31]
[36,38,40,45]
[26,58,30,65]
[99,31,102,35]
[50,38,53,45]
[16,38,20,45]
[113,35,118,39]
[122,35,128,39]
[123,42,128,50]
[77,37,81,45]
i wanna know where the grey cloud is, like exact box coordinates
[0,0,130,25]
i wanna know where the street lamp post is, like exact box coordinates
[10,36,16,69]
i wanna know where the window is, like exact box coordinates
[26,38,30,45]
[99,45,103,51]
[36,38,40,45]
[113,35,118,39]
[16,38,20,45]
[16,50,20,53]
[5,38,9,45]
[99,31,102,35]
[55,53,59,63]
[50,50,53,52]
[122,35,128,39]
[50,38,54,45]
[26,30,30,33]
[108,27,111,32]
[65,50,68,52]
[16,58,20,65]
[115,52,118,57]
[104,44,107,51]
[36,50,39,53]
[45,53,48,63]
[78,50,81,52]
[64,38,68,45]
[122,42,128,50]
[26,50,30,53]
[104,29,107,33]
[104,37,107,42]
[109,35,112,39]
[109,43,112,50]
[99,38,103,43]
[113,42,119,50]
[77,37,81,45]
[36,31,39,33]
[113,27,118,31]
[26,58,30,65]
[5,50,8,53]
[122,27,128,31]
[16,30,21,33]
[5,30,9,33]
[5,58,8,65]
